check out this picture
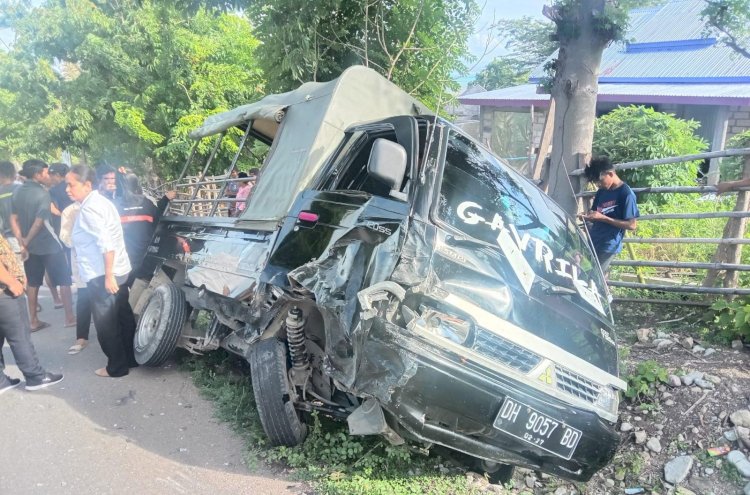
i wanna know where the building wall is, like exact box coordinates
[727,106,750,141]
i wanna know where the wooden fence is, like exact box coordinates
[568,147,750,306]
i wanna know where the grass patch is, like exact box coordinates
[179,349,485,494]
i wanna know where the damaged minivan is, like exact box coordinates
[132,66,626,482]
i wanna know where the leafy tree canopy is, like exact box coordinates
[702,0,750,59]
[0,0,264,179]
[248,0,479,111]
[592,105,708,206]
[492,17,557,70]
[471,58,529,90]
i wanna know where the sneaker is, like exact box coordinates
[0,378,21,395]
[25,372,64,391]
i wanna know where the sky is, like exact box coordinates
[461,0,549,86]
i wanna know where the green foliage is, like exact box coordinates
[719,130,750,181]
[547,0,630,44]
[472,58,529,91]
[491,17,557,69]
[702,0,750,59]
[710,297,750,342]
[619,193,736,282]
[624,359,668,402]
[592,105,708,205]
[182,350,476,494]
[249,0,478,111]
[0,0,264,178]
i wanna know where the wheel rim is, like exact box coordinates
[136,293,164,352]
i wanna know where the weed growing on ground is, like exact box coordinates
[624,359,669,403]
[179,350,478,494]
[721,459,745,483]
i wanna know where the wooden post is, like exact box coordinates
[704,155,750,288]
[532,99,555,184]
[528,104,535,174]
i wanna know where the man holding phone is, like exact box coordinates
[581,156,639,275]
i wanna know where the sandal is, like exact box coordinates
[30,322,50,333]
[68,343,87,355]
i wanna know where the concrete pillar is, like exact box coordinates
[707,106,730,185]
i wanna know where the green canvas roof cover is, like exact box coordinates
[188,66,431,225]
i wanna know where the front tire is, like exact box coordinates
[249,338,308,446]
[134,282,187,366]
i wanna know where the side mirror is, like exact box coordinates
[367,138,407,200]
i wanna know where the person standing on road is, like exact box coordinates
[0,233,64,393]
[10,159,75,331]
[47,162,75,309]
[116,172,174,283]
[582,156,639,275]
[66,165,135,378]
[60,201,90,355]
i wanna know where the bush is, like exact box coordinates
[592,105,708,205]
[719,130,750,181]
[710,297,750,342]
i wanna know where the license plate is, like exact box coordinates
[493,396,582,460]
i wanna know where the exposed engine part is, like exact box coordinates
[357,281,406,320]
[347,398,404,445]
[286,306,310,385]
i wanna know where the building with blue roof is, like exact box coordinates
[458,0,750,181]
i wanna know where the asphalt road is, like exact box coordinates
[0,289,302,495]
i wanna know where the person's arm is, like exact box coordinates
[59,205,77,248]
[716,177,750,195]
[22,217,45,246]
[51,202,61,217]
[0,261,24,297]
[103,250,118,294]
[156,191,175,218]
[9,213,23,243]
[582,211,637,230]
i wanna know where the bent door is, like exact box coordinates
[264,116,420,288]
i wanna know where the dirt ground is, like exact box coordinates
[0,291,303,495]
[508,304,750,495]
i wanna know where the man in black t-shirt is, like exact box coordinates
[10,159,75,330]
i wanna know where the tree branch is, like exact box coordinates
[386,0,425,79]
[713,24,750,59]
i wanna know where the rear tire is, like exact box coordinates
[134,283,187,366]
[249,338,308,446]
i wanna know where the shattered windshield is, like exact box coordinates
[436,130,609,316]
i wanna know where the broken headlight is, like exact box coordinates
[594,386,620,417]
[416,305,473,345]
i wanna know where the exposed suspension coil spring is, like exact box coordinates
[286,306,309,371]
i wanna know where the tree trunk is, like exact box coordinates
[546,0,611,215]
